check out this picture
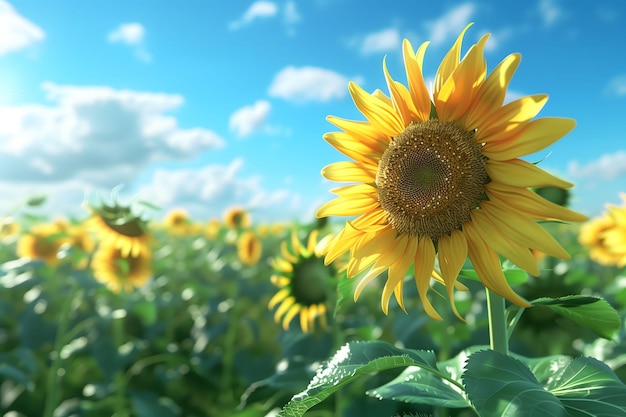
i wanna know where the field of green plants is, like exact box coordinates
[0,194,625,417]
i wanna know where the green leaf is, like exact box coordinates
[460,265,528,286]
[132,301,158,326]
[367,365,468,408]
[334,273,355,315]
[531,295,620,339]
[546,357,626,417]
[278,341,443,417]
[463,350,566,417]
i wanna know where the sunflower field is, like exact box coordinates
[2,23,626,417]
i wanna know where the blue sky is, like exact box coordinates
[0,0,625,223]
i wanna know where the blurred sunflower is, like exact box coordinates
[67,224,96,269]
[223,206,251,229]
[0,218,20,240]
[205,218,221,239]
[316,24,587,320]
[579,196,626,267]
[85,200,152,257]
[268,230,336,332]
[163,208,198,235]
[91,242,152,292]
[17,223,68,266]
[237,231,262,266]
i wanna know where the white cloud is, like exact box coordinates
[268,66,351,102]
[568,151,626,181]
[229,1,278,30]
[134,158,304,221]
[107,22,151,61]
[229,100,271,138]
[538,0,562,26]
[604,75,626,97]
[425,3,475,46]
[360,28,400,55]
[0,83,224,203]
[0,0,44,55]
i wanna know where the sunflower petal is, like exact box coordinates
[414,236,441,320]
[434,23,473,99]
[322,161,377,183]
[381,234,413,314]
[477,94,548,141]
[487,159,574,189]
[437,230,468,320]
[465,53,521,130]
[483,118,576,160]
[463,221,530,307]
[402,39,431,120]
[348,81,404,137]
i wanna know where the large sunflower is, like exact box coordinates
[91,242,152,293]
[268,230,335,332]
[316,24,587,320]
[85,201,152,257]
[17,223,68,266]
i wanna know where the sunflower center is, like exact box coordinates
[290,257,329,306]
[376,120,489,239]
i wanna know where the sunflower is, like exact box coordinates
[316,24,587,320]
[223,206,251,229]
[16,223,68,266]
[268,230,335,332]
[579,195,626,267]
[91,242,152,292]
[237,231,262,266]
[85,200,152,257]
[162,208,199,235]
[0,217,20,240]
[67,224,96,269]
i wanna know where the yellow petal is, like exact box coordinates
[476,95,548,141]
[324,221,363,265]
[487,159,574,189]
[323,130,384,165]
[434,23,473,99]
[402,39,431,121]
[274,296,295,322]
[482,202,572,260]
[383,56,419,126]
[381,234,414,314]
[271,257,293,273]
[483,118,576,160]
[282,304,301,330]
[437,33,489,123]
[307,229,319,254]
[486,182,587,223]
[463,221,530,307]
[300,306,309,333]
[414,236,441,320]
[465,53,521,130]
[351,208,389,232]
[321,161,377,183]
[348,81,404,137]
[437,230,468,320]
[470,210,540,276]
[280,241,298,264]
[349,226,396,276]
[316,188,379,218]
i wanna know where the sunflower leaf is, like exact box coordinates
[277,341,444,417]
[530,295,620,340]
[366,365,468,408]
[543,356,626,416]
[460,265,528,286]
[463,350,566,417]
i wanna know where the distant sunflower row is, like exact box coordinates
[579,194,626,267]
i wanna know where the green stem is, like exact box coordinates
[486,289,509,356]
[42,283,79,417]
[112,306,129,417]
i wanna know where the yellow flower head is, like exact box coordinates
[17,223,68,266]
[0,218,20,240]
[91,242,152,293]
[268,230,335,332]
[237,231,262,266]
[316,24,587,320]
[85,200,152,258]
[224,206,251,229]
[579,194,626,267]
[67,224,97,269]
[163,208,199,235]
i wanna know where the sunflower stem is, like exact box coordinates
[486,289,509,355]
[43,281,79,417]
